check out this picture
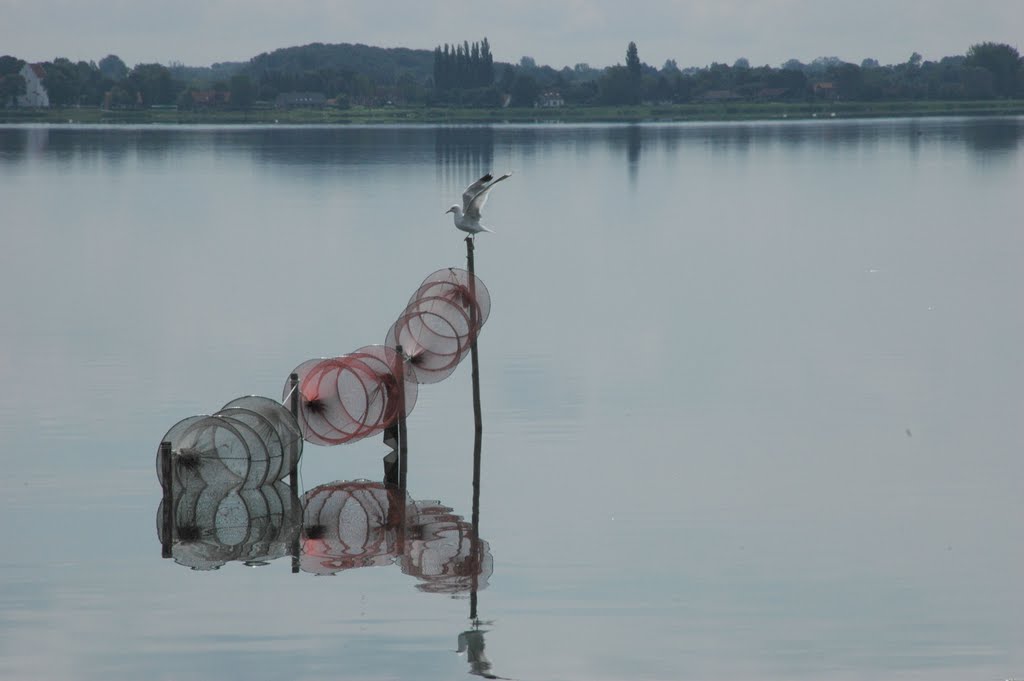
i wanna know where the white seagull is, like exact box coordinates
[446,172,512,237]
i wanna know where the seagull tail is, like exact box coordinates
[479,226,495,234]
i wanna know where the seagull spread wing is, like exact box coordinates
[463,172,512,220]
[461,174,493,212]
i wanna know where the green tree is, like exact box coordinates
[42,58,81,106]
[961,66,995,99]
[176,88,197,111]
[396,72,422,103]
[509,73,539,107]
[625,41,641,104]
[98,54,128,81]
[626,42,640,78]
[479,37,494,87]
[0,55,24,76]
[828,62,863,99]
[73,60,106,105]
[432,38,494,96]
[0,56,26,107]
[965,42,1022,97]
[598,65,634,104]
[0,73,26,106]
[650,74,672,102]
[128,63,176,106]
[228,74,255,109]
[107,83,138,108]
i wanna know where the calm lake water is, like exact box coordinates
[1,118,1023,681]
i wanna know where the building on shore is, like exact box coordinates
[275,92,327,109]
[535,90,564,108]
[17,63,50,108]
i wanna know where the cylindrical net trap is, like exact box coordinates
[299,480,415,575]
[412,268,491,329]
[386,267,490,385]
[221,395,303,476]
[285,347,417,447]
[157,406,297,489]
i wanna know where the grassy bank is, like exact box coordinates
[3,99,1024,125]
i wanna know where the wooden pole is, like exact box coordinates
[395,344,409,492]
[288,372,300,482]
[466,235,484,622]
[382,425,400,485]
[466,238,483,526]
[159,441,173,559]
[288,372,300,574]
[466,236,484,438]
[469,414,481,622]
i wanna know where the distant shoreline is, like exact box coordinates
[3,100,1023,125]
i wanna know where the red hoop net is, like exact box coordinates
[411,268,490,331]
[386,268,490,385]
[299,481,414,575]
[284,346,418,447]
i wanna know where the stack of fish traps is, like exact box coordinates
[156,267,492,578]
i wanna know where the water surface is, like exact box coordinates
[1,118,1023,680]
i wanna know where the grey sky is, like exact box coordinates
[4,0,1022,70]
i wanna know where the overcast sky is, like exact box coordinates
[4,0,1022,70]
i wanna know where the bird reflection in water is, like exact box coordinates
[458,620,509,680]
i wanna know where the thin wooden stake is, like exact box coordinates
[288,372,300,574]
[466,237,484,438]
[395,344,409,492]
[466,235,484,621]
[160,441,173,559]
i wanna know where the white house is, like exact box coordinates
[17,63,50,108]
[535,90,564,108]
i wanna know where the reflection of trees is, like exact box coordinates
[0,128,30,157]
[4,120,1022,171]
[0,126,140,164]
[603,125,644,185]
[252,126,438,168]
[626,125,641,185]
[962,118,1022,155]
[435,126,494,187]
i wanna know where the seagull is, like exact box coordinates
[446,172,512,237]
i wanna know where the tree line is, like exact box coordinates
[1,39,1021,110]
[516,41,1024,106]
[433,39,494,91]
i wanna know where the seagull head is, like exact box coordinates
[445,205,461,216]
